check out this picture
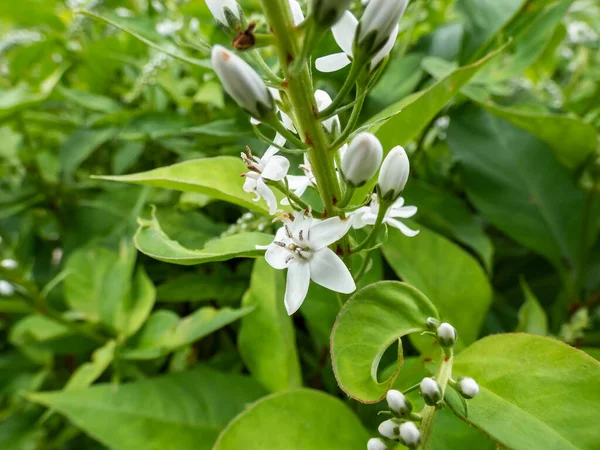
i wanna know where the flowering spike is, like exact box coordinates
[456,376,480,399]
[386,389,412,415]
[399,422,421,450]
[356,0,408,57]
[211,45,274,120]
[341,133,383,188]
[378,146,410,201]
[420,377,442,406]
[313,0,353,29]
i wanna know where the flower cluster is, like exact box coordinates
[207,0,415,314]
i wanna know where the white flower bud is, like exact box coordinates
[457,376,479,399]
[386,389,412,415]
[0,259,18,269]
[399,422,421,449]
[426,317,439,330]
[378,146,409,201]
[436,322,457,347]
[378,419,399,439]
[341,133,383,188]
[367,437,387,450]
[0,280,14,296]
[420,377,442,406]
[313,0,353,28]
[211,45,274,120]
[206,0,241,28]
[357,0,408,57]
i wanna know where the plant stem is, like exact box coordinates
[259,0,342,218]
[248,49,283,84]
[352,199,388,253]
[353,253,371,283]
[319,60,363,120]
[330,85,367,150]
[418,349,454,450]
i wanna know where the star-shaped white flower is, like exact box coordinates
[315,11,399,73]
[259,211,356,315]
[242,139,290,215]
[352,194,419,237]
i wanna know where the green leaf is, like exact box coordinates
[517,279,548,335]
[404,180,494,271]
[213,390,369,450]
[29,366,266,450]
[330,282,438,402]
[447,106,586,270]
[57,85,123,113]
[383,226,493,349]
[97,156,273,214]
[238,259,302,392]
[60,128,118,180]
[134,208,273,265]
[156,270,247,304]
[77,10,211,69]
[450,334,600,450]
[117,266,156,338]
[64,341,116,390]
[122,307,253,360]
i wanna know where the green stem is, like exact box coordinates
[418,349,454,450]
[353,253,371,283]
[352,199,388,253]
[268,117,310,150]
[268,180,312,211]
[338,186,356,209]
[318,60,364,120]
[248,49,283,84]
[573,187,597,302]
[330,85,367,150]
[259,0,342,218]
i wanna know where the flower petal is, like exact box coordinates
[285,261,310,315]
[309,247,356,294]
[308,216,352,250]
[315,53,351,73]
[332,11,358,56]
[371,24,399,69]
[388,205,418,219]
[256,178,278,215]
[287,175,312,196]
[350,207,370,229]
[265,244,291,270]
[288,0,305,26]
[386,218,420,237]
[262,155,290,181]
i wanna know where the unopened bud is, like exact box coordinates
[436,322,457,347]
[378,146,410,201]
[206,0,241,28]
[399,422,421,449]
[420,377,442,406]
[378,419,399,439]
[426,317,439,330]
[211,45,274,120]
[0,259,18,269]
[313,0,353,28]
[367,437,387,450]
[0,280,14,296]
[386,389,412,415]
[456,376,479,399]
[356,0,408,57]
[341,132,383,188]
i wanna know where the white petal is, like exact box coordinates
[332,11,358,56]
[262,155,290,181]
[288,0,305,26]
[243,174,258,195]
[250,117,261,125]
[206,0,239,24]
[388,205,417,219]
[309,248,356,294]
[308,216,352,250]
[386,218,420,237]
[256,178,278,215]
[265,245,291,270]
[287,175,312,197]
[315,53,351,73]
[285,261,310,315]
[292,211,314,242]
[371,24,398,70]
[350,207,370,229]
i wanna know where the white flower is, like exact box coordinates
[288,0,305,26]
[357,0,408,55]
[341,132,383,187]
[378,145,410,201]
[399,422,421,449]
[313,0,353,28]
[386,389,411,415]
[377,419,399,439]
[367,437,387,450]
[211,45,274,120]
[0,280,14,296]
[206,0,240,26]
[457,377,479,399]
[315,11,399,73]
[0,259,18,269]
[242,141,290,215]
[258,211,355,315]
[352,195,419,237]
[420,377,442,406]
[436,322,457,347]
[283,155,317,205]
[314,89,340,134]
